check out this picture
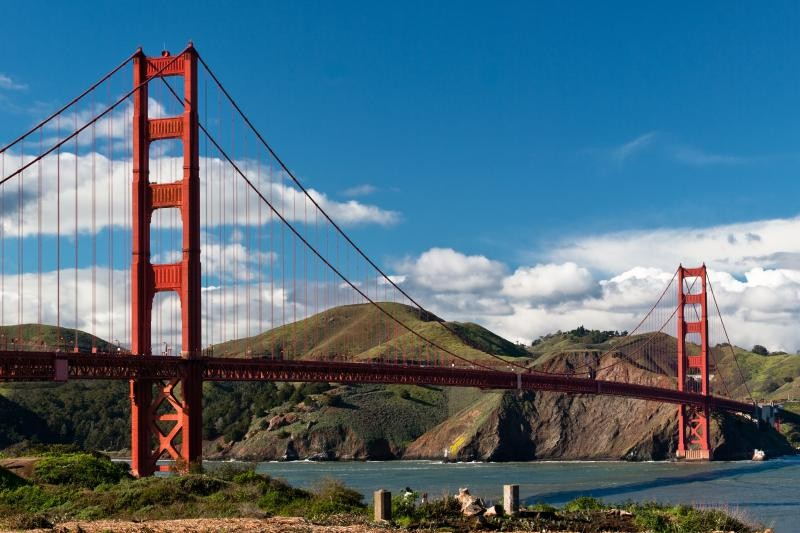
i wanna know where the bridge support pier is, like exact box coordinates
[676,265,712,461]
[130,45,202,477]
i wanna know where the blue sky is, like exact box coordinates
[3,2,800,349]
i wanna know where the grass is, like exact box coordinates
[386,494,757,532]
[0,454,367,527]
[0,454,760,532]
[211,302,534,366]
[31,452,130,489]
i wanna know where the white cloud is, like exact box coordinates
[397,247,506,293]
[341,184,377,197]
[393,229,800,352]
[0,151,400,236]
[671,146,744,166]
[549,215,800,275]
[501,262,594,301]
[309,189,399,226]
[0,74,27,91]
[611,132,656,162]
[605,132,750,167]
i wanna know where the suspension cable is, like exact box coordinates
[158,76,541,375]
[193,54,532,370]
[0,53,135,154]
[707,276,754,403]
[0,47,188,188]
[194,121,503,372]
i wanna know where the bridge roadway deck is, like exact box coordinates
[0,351,753,414]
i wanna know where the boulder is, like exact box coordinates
[456,487,486,517]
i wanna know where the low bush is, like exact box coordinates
[631,502,752,533]
[306,478,365,516]
[32,452,130,489]
[564,495,604,512]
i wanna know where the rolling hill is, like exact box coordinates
[0,305,795,461]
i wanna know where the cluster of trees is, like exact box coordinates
[0,380,332,452]
[566,326,628,345]
[751,344,795,356]
[531,326,628,348]
[203,381,329,442]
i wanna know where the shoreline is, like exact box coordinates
[0,452,768,532]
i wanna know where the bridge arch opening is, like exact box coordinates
[151,291,181,356]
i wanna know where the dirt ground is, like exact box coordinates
[11,517,401,533]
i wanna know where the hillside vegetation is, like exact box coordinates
[0,308,795,460]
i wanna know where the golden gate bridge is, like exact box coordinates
[0,44,756,476]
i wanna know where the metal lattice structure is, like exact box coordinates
[0,45,757,474]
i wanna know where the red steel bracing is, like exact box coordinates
[130,46,202,477]
[676,265,711,460]
[0,352,754,414]
[0,47,760,475]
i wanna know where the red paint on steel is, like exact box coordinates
[130,45,202,477]
[0,352,753,414]
[676,265,711,460]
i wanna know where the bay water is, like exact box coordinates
[244,457,800,531]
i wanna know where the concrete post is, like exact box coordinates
[503,484,519,515]
[374,489,391,521]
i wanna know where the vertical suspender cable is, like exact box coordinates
[292,180,297,356]
[203,76,208,350]
[231,109,238,342]
[108,88,114,347]
[38,128,43,336]
[56,118,61,338]
[18,140,23,344]
[269,164,275,357]
[92,108,97,347]
[245,132,251,345]
[219,91,225,344]
[74,113,79,349]
[257,157,263,338]
[1,151,4,330]
[125,103,131,348]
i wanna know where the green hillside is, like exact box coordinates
[0,312,797,457]
[213,302,529,363]
[0,324,113,352]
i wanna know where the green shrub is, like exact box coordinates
[634,507,671,531]
[631,502,752,533]
[0,485,66,513]
[416,496,461,522]
[256,476,311,514]
[526,502,558,512]
[112,477,191,510]
[306,478,365,516]
[32,453,130,489]
[209,462,256,482]
[392,491,418,519]
[232,470,268,485]
[564,496,604,512]
[177,474,227,496]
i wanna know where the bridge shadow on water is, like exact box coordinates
[522,459,799,505]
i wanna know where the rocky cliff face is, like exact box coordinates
[208,383,792,463]
[3,315,795,462]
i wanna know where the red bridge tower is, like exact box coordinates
[676,265,711,460]
[130,45,202,476]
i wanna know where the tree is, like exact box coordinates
[752,344,769,356]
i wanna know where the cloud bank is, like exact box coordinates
[391,215,800,352]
